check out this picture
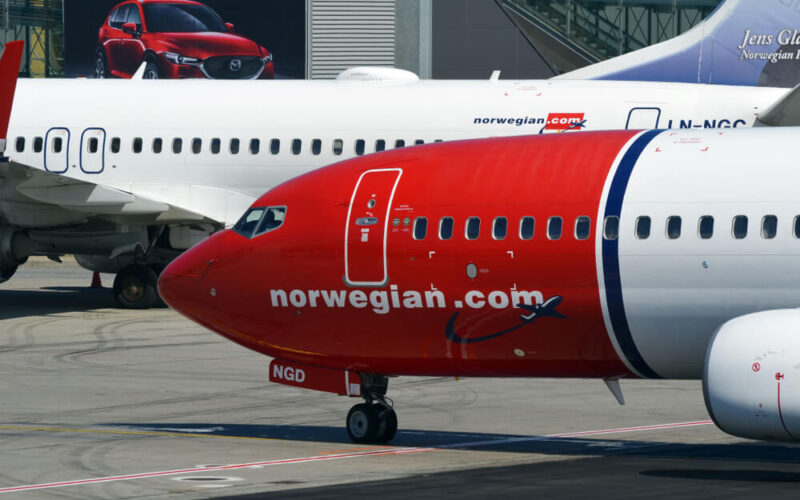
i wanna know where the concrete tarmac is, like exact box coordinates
[0,260,798,499]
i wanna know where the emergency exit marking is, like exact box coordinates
[752,363,760,372]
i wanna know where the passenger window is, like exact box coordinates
[434,139,444,143]
[732,215,748,239]
[230,138,240,155]
[53,137,63,153]
[192,138,202,154]
[255,207,287,236]
[270,139,280,155]
[666,216,682,239]
[519,216,535,240]
[133,137,143,153]
[794,216,800,239]
[291,139,301,155]
[575,216,591,240]
[33,136,43,153]
[211,138,221,154]
[355,139,365,156]
[312,139,322,155]
[413,217,428,240]
[395,139,405,148]
[375,139,386,152]
[547,217,563,240]
[333,139,343,155]
[111,137,120,154]
[439,217,454,240]
[493,217,508,240]
[414,139,425,145]
[250,139,260,155]
[466,217,481,240]
[15,137,24,152]
[762,215,778,239]
[88,137,99,154]
[699,216,714,239]
[635,216,651,239]
[603,216,619,240]
[152,138,162,153]
[172,138,182,154]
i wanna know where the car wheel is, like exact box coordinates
[143,58,160,79]
[95,49,109,78]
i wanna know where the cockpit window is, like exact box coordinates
[256,207,286,235]
[233,206,287,238]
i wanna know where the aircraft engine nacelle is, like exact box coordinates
[0,220,32,283]
[704,310,800,442]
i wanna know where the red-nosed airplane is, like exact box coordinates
[159,127,800,444]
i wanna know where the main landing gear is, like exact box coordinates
[345,375,398,444]
[113,264,163,309]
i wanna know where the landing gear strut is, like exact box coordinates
[345,375,398,444]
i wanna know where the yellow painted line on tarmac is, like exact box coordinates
[0,425,278,442]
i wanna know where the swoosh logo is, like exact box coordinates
[445,295,567,344]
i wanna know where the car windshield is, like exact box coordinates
[143,3,227,33]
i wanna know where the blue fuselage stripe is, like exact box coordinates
[602,130,663,379]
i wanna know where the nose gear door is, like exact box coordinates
[345,168,402,286]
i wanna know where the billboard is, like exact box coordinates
[63,0,305,79]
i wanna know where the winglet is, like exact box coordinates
[0,40,23,153]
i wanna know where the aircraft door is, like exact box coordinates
[80,128,106,173]
[44,128,70,173]
[345,168,402,286]
[626,107,661,129]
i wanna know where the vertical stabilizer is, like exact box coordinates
[556,0,800,88]
[0,41,23,153]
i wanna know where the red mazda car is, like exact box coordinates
[96,0,274,79]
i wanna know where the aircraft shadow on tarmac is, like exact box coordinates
[0,287,117,319]
[109,423,800,465]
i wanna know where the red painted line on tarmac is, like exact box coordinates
[0,447,433,494]
[549,420,713,438]
[0,419,714,494]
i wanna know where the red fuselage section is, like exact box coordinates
[160,131,643,379]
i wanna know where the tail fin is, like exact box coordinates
[556,0,800,88]
[0,40,23,153]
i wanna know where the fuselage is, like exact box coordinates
[4,78,785,228]
[160,127,800,381]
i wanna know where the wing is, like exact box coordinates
[0,160,217,228]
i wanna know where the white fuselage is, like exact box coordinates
[596,128,800,379]
[5,78,786,228]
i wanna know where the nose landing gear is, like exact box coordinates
[345,375,398,444]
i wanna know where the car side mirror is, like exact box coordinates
[225,22,235,32]
[122,22,139,35]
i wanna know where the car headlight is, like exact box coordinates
[263,53,273,64]
[162,52,201,66]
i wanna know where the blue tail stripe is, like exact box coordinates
[603,130,663,379]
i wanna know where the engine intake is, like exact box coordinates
[704,310,800,441]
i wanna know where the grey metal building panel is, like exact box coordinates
[308,0,397,79]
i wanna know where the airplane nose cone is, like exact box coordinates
[158,234,223,314]
[158,255,207,313]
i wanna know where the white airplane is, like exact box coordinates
[3,11,800,309]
